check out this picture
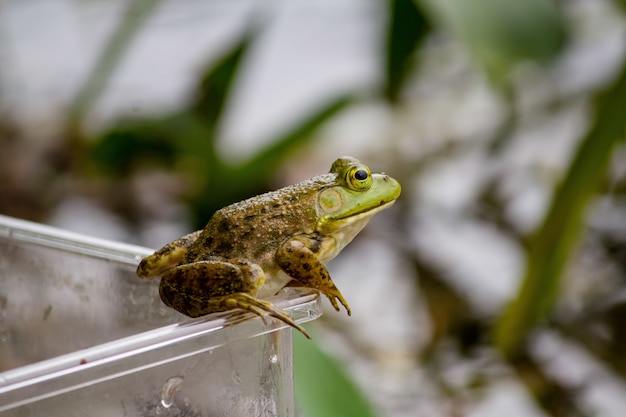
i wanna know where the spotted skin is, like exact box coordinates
[276,235,351,315]
[158,259,309,336]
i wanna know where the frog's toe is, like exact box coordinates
[326,295,341,312]
[333,295,352,316]
[226,293,311,339]
[322,290,351,316]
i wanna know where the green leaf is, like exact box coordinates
[89,113,214,177]
[495,59,626,358]
[417,0,567,79]
[294,331,380,417]
[191,29,255,127]
[189,95,354,228]
[241,95,354,174]
[384,0,430,103]
[89,120,176,176]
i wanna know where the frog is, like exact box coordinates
[137,156,401,338]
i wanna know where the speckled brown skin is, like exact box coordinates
[157,258,309,336]
[137,157,401,339]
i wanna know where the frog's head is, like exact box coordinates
[315,157,401,241]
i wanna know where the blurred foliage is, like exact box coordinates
[384,0,430,103]
[294,331,379,417]
[86,30,352,228]
[496,61,626,358]
[417,0,567,80]
[69,0,163,133]
[1,0,626,416]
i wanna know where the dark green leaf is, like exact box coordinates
[294,332,380,417]
[191,30,255,127]
[89,113,215,177]
[242,95,354,174]
[384,0,430,103]
[89,120,175,176]
[188,95,354,228]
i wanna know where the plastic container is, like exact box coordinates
[0,214,321,416]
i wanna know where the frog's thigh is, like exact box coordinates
[159,259,265,317]
[276,237,351,315]
[159,261,311,339]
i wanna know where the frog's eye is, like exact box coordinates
[354,169,368,180]
[346,165,372,190]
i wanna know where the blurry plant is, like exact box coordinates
[495,62,626,357]
[384,0,430,103]
[360,0,626,416]
[417,0,567,82]
[68,0,163,135]
[294,332,379,417]
[81,27,352,229]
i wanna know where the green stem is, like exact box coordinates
[69,0,162,131]
[495,59,626,358]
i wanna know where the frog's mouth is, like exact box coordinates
[326,199,397,231]
[338,199,396,220]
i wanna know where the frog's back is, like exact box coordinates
[186,173,336,262]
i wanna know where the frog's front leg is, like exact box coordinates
[159,259,310,338]
[276,235,351,315]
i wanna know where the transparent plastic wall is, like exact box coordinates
[0,215,321,417]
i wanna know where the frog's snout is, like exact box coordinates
[379,173,396,184]
[379,173,401,199]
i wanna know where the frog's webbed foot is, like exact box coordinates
[224,293,311,339]
[276,237,351,316]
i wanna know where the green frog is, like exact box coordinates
[137,156,401,338]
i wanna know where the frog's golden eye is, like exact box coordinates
[346,165,372,190]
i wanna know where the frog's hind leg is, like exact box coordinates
[276,237,351,316]
[158,260,310,338]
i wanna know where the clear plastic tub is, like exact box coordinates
[0,214,321,416]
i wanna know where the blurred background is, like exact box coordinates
[1,0,626,416]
